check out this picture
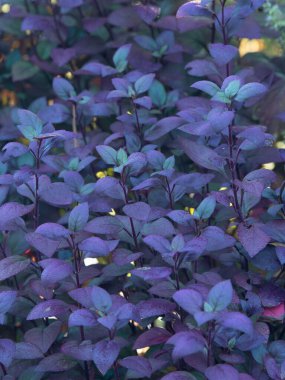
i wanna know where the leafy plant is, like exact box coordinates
[0,0,284,379]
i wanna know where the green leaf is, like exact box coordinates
[12,61,39,82]
[207,280,233,312]
[196,196,216,219]
[224,79,241,98]
[163,156,175,170]
[113,44,131,73]
[116,148,128,165]
[68,202,89,232]
[149,80,167,107]
[16,109,43,141]
[96,145,117,165]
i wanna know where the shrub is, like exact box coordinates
[0,0,284,379]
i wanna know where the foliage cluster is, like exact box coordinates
[0,0,285,379]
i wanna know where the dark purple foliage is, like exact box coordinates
[0,0,284,379]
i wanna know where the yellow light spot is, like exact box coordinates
[262,162,275,170]
[136,347,150,356]
[226,225,237,235]
[51,0,58,4]
[276,141,285,149]
[65,71,73,80]
[48,99,54,106]
[127,110,132,115]
[127,273,132,277]
[107,168,114,176]
[239,38,265,57]
[189,208,195,215]
[184,207,189,212]
[132,321,144,329]
[154,316,165,328]
[219,186,228,191]
[108,208,116,216]
[25,30,32,36]
[84,258,99,266]
[1,4,10,13]
[96,171,106,179]
[229,202,233,207]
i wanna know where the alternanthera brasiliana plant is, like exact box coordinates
[0,0,284,379]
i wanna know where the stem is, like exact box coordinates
[70,237,90,380]
[221,0,230,76]
[52,6,65,46]
[174,253,180,290]
[207,322,214,366]
[0,363,6,376]
[165,178,174,209]
[72,103,79,147]
[219,2,244,223]
[131,97,142,139]
[119,176,143,266]
[34,139,42,230]
[114,362,121,380]
[211,0,216,43]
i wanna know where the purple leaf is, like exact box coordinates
[40,182,73,206]
[179,139,225,173]
[209,44,238,66]
[137,299,176,319]
[69,309,97,327]
[0,256,30,281]
[216,312,254,336]
[123,202,151,221]
[61,340,93,361]
[134,96,152,109]
[143,235,171,254]
[79,237,118,257]
[68,287,93,309]
[68,202,89,232]
[167,331,206,360]
[119,356,152,378]
[145,116,184,141]
[27,300,69,320]
[40,259,73,284]
[92,340,120,375]
[205,364,240,380]
[133,327,171,349]
[91,286,112,314]
[202,226,235,251]
[35,223,69,240]
[176,2,211,18]
[0,290,17,314]
[161,372,197,380]
[131,266,172,281]
[173,289,203,315]
[191,80,220,96]
[85,216,122,234]
[15,342,43,359]
[53,77,76,100]
[36,353,76,372]
[0,202,34,227]
[25,232,59,258]
[0,339,15,367]
[237,223,270,257]
[24,321,62,354]
[77,62,117,77]
[235,82,267,102]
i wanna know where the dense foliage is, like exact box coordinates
[0,0,285,379]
